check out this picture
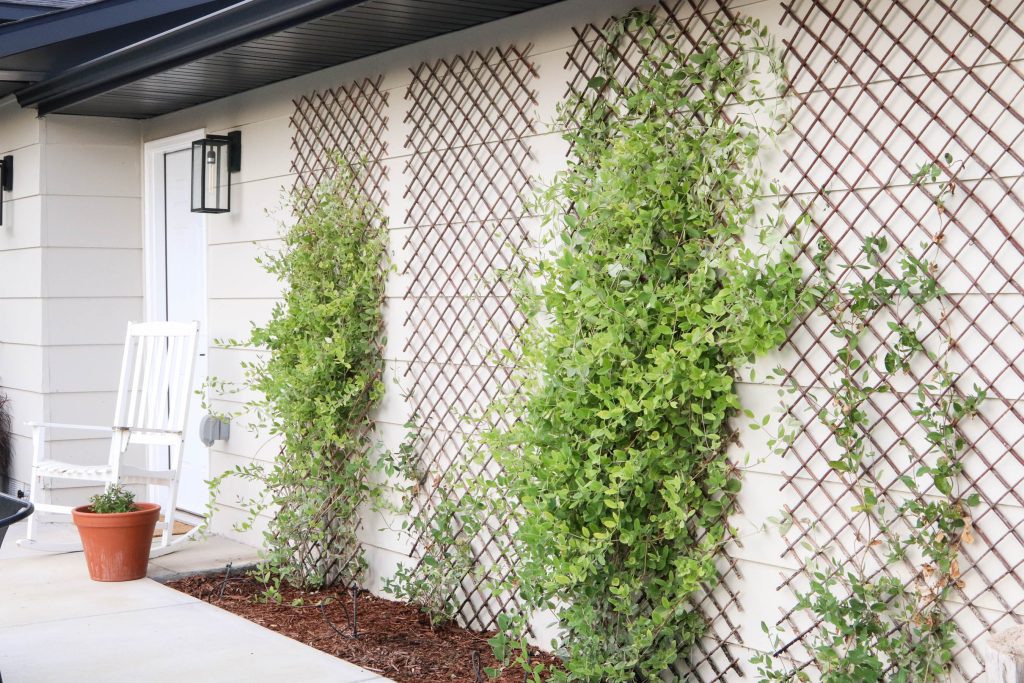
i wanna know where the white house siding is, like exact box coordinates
[95,0,1023,676]
[0,108,143,501]
[0,100,45,493]
[0,108,143,500]
[38,115,144,504]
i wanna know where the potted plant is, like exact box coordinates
[72,485,159,582]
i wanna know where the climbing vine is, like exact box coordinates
[210,162,389,591]
[482,12,809,681]
[754,160,985,680]
[382,428,486,627]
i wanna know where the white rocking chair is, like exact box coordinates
[19,321,201,557]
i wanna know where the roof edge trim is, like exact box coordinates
[18,0,368,116]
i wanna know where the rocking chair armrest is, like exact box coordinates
[26,421,114,433]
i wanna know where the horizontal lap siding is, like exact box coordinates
[29,115,144,501]
[137,0,1024,678]
[0,102,43,495]
[0,109,145,498]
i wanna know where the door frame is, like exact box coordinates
[143,129,205,323]
[142,130,207,515]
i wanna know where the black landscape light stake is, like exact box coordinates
[349,583,359,639]
[191,131,240,213]
[320,583,359,641]
[472,650,483,683]
[218,562,234,599]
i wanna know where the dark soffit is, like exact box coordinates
[15,0,562,119]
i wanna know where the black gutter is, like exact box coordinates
[18,0,369,116]
[0,0,234,60]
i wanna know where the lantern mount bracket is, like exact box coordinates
[206,131,241,173]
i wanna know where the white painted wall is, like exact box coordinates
[38,115,144,504]
[0,0,1000,675]
[0,100,45,492]
[0,105,142,501]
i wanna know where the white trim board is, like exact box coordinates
[143,129,205,324]
[142,130,209,512]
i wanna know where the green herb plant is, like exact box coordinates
[753,157,985,681]
[482,11,810,681]
[207,160,390,591]
[89,484,137,514]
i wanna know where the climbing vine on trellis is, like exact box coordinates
[384,44,537,632]
[210,162,390,592]
[484,11,809,681]
[755,161,986,682]
[771,2,1024,676]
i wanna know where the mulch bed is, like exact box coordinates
[167,573,560,682]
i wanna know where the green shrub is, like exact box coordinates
[486,12,809,681]
[210,161,389,590]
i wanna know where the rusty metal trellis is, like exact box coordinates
[402,45,537,632]
[291,75,389,213]
[777,1,1024,680]
[286,76,390,585]
[563,2,754,680]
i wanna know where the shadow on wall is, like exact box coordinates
[0,390,10,494]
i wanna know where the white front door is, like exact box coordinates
[146,135,210,516]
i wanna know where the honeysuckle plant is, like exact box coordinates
[208,161,390,592]
[479,12,811,681]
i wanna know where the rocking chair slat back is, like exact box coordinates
[114,322,199,443]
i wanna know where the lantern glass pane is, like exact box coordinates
[190,137,231,213]
[213,141,229,211]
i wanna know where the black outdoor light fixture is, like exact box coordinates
[191,131,240,213]
[0,155,12,226]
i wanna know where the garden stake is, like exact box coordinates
[218,562,233,600]
[320,585,359,641]
[471,650,482,683]
[349,583,359,639]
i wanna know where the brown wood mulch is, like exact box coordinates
[166,574,560,682]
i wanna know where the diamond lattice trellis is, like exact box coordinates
[776,1,1024,680]
[285,76,390,585]
[402,44,537,632]
[291,76,389,213]
[562,2,759,679]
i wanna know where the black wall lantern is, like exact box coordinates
[191,131,240,213]
[0,155,12,226]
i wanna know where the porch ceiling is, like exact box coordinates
[0,0,563,120]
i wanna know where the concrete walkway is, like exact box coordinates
[1,523,393,682]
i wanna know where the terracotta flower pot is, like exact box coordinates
[72,502,160,581]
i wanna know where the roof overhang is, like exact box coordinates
[0,0,562,119]
[0,2,54,22]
